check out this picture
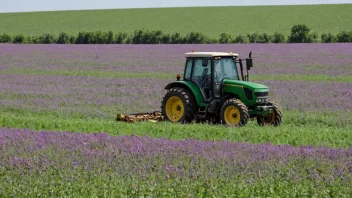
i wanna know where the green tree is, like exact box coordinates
[184,32,207,44]
[115,32,128,44]
[106,31,114,44]
[258,33,272,43]
[69,35,76,44]
[219,33,233,44]
[0,33,12,43]
[321,33,336,43]
[233,35,248,43]
[86,32,97,44]
[57,32,70,44]
[271,32,286,43]
[75,32,86,44]
[161,34,171,44]
[336,31,352,42]
[288,24,311,43]
[305,32,319,43]
[132,29,145,44]
[13,34,25,44]
[171,33,183,44]
[247,32,259,43]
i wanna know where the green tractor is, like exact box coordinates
[161,51,282,127]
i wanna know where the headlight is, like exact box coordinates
[256,98,268,103]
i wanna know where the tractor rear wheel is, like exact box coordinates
[161,87,196,123]
[220,99,249,127]
[257,101,282,127]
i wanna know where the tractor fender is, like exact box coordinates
[164,81,204,105]
[215,93,240,114]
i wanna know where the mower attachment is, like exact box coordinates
[116,111,164,123]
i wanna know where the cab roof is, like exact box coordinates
[185,52,239,58]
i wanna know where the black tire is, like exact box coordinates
[209,113,221,125]
[257,100,282,127]
[161,87,196,123]
[220,99,249,127]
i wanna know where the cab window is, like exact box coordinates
[192,58,211,81]
[184,59,192,80]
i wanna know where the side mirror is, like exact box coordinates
[202,59,208,67]
[246,58,253,70]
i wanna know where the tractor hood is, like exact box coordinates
[223,79,268,92]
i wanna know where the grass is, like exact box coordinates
[1,108,351,148]
[2,68,352,82]
[1,170,349,197]
[1,4,352,37]
[0,68,173,79]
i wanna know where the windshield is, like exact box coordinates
[214,57,239,81]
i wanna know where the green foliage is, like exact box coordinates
[1,25,351,44]
[305,32,319,43]
[95,31,105,44]
[184,32,208,44]
[288,24,320,43]
[205,37,218,44]
[106,31,114,44]
[39,33,56,44]
[0,168,350,197]
[161,34,171,44]
[30,36,41,44]
[288,24,311,43]
[86,32,97,44]
[13,34,25,44]
[75,31,87,44]
[132,29,165,44]
[321,33,336,43]
[247,33,273,43]
[259,33,272,43]
[336,31,352,42]
[131,30,143,44]
[219,33,233,44]
[95,30,114,44]
[170,32,183,44]
[247,32,259,43]
[115,32,128,44]
[1,109,351,148]
[233,35,249,43]
[22,36,33,44]
[57,32,71,44]
[0,33,12,43]
[271,32,286,43]
[69,35,76,44]
[150,30,164,44]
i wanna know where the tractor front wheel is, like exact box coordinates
[161,87,196,123]
[257,101,282,127]
[220,99,249,127]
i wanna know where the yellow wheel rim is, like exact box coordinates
[224,106,241,125]
[165,96,184,122]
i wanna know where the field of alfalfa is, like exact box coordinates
[1,43,352,196]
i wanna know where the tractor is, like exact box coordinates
[160,51,282,127]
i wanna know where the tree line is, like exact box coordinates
[0,24,351,44]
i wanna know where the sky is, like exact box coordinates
[1,0,351,13]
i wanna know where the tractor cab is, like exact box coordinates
[183,52,247,102]
[161,51,282,127]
